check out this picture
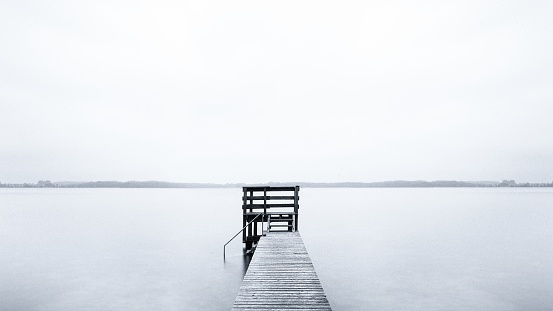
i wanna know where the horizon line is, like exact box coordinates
[2,179,552,188]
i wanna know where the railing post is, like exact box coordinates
[248,190,253,240]
[263,188,267,215]
[253,215,258,237]
[242,187,247,243]
[294,186,299,230]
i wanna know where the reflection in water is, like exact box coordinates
[242,252,252,275]
[224,248,252,277]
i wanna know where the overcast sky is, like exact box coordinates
[1,0,552,184]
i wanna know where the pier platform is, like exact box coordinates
[232,231,331,310]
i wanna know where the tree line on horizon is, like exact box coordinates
[1,180,553,188]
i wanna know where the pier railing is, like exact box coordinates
[242,186,299,251]
[224,212,263,259]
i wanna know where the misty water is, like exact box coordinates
[1,188,552,310]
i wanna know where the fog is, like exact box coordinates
[1,1,552,183]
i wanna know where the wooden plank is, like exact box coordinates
[243,196,297,200]
[243,203,296,208]
[245,212,297,216]
[232,232,331,311]
[243,186,297,191]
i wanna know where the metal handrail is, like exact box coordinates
[224,212,264,259]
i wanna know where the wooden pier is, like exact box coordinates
[232,231,331,310]
[230,186,332,310]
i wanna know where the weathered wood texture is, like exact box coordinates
[232,232,332,311]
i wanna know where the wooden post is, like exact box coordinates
[262,188,266,236]
[253,216,258,237]
[263,188,267,215]
[242,187,247,243]
[248,190,253,241]
[294,186,299,230]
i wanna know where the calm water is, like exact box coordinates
[0,188,552,310]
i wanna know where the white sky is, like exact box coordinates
[1,0,552,183]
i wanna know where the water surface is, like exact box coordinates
[302,188,553,310]
[1,188,552,310]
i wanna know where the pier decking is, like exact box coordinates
[226,186,331,310]
[232,231,331,310]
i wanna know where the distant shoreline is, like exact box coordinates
[1,180,552,188]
